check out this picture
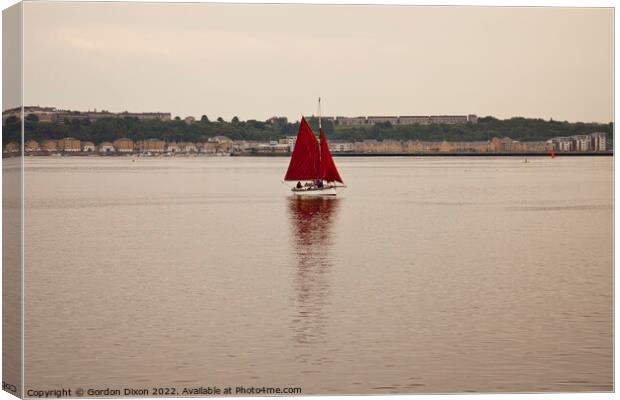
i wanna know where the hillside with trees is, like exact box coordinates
[3,114,613,146]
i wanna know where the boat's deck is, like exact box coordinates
[291,184,337,191]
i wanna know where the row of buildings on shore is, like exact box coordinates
[2,106,171,124]
[331,114,478,126]
[267,114,478,126]
[548,133,607,152]
[4,136,234,155]
[3,132,608,156]
[4,106,479,127]
[345,132,607,153]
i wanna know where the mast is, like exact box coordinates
[317,97,321,181]
[318,97,322,130]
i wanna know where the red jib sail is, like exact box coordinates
[284,117,320,181]
[319,129,344,183]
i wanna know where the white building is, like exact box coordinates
[98,142,115,153]
[549,137,574,152]
[82,141,96,152]
[367,116,399,124]
[181,142,198,153]
[280,136,296,151]
[398,116,430,125]
[257,142,289,153]
[336,116,366,126]
[571,135,592,151]
[591,132,607,151]
[429,115,468,124]
[329,142,354,152]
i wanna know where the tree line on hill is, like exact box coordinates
[3,114,613,147]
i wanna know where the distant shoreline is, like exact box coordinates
[3,151,613,159]
[236,152,614,157]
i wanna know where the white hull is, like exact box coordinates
[292,186,338,196]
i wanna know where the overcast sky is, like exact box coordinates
[13,2,614,122]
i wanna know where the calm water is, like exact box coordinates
[22,156,612,394]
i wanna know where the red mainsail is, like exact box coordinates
[284,117,320,181]
[319,129,343,183]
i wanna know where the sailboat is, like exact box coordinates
[284,99,345,196]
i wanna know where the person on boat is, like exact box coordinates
[317,180,324,188]
[296,181,302,189]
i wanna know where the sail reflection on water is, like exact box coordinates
[287,197,341,351]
